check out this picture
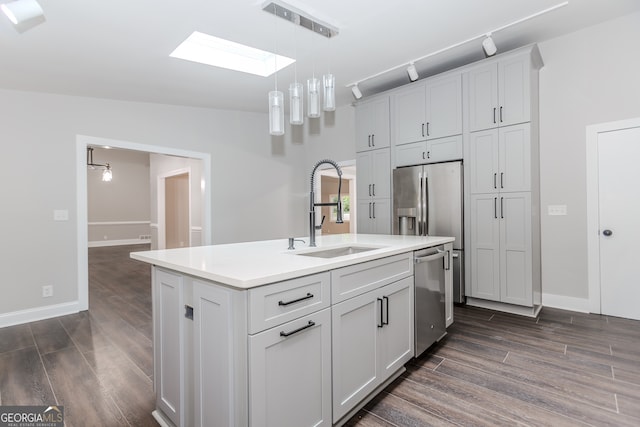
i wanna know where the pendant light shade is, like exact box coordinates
[1,0,43,25]
[289,82,304,125]
[307,77,321,118]
[269,91,284,135]
[102,164,113,182]
[322,74,335,112]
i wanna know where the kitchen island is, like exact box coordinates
[131,233,454,427]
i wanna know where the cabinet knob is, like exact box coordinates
[602,229,613,236]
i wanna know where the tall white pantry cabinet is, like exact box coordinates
[465,45,543,316]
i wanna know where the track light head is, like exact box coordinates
[482,34,497,57]
[351,84,363,100]
[407,63,419,82]
[1,0,44,25]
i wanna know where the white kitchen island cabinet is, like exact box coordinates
[131,234,454,427]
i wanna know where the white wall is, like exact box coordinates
[0,88,324,323]
[88,147,150,245]
[537,11,640,305]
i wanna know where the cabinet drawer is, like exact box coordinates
[331,253,413,304]
[248,272,331,334]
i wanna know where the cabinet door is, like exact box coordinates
[377,277,414,378]
[371,97,391,149]
[332,292,380,423]
[426,135,463,164]
[193,280,235,427]
[356,151,372,200]
[425,73,462,139]
[469,129,499,194]
[498,55,531,127]
[395,140,427,167]
[499,192,532,306]
[371,148,391,198]
[356,97,390,152]
[356,200,373,234]
[371,199,391,235]
[393,84,426,145]
[153,268,185,427]
[249,308,332,427]
[468,63,499,132]
[469,195,500,301]
[499,123,531,193]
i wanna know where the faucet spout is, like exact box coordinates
[309,159,344,247]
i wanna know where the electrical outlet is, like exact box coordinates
[42,285,53,298]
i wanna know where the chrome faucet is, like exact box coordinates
[309,159,344,247]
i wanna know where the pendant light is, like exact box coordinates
[307,21,321,118]
[322,36,335,111]
[289,24,303,125]
[1,0,43,25]
[268,4,284,136]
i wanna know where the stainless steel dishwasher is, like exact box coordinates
[414,246,449,357]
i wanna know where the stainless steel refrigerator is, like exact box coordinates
[393,161,464,303]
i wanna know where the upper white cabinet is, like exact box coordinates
[395,135,463,167]
[468,48,541,132]
[356,96,390,152]
[393,73,463,145]
[469,123,531,194]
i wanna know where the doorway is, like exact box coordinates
[316,162,356,235]
[586,118,640,320]
[163,172,190,249]
[77,135,212,311]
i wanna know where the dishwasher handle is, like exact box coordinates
[415,251,446,264]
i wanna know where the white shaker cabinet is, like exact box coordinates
[469,192,533,307]
[331,276,413,423]
[393,73,462,145]
[469,123,531,194]
[356,96,390,152]
[153,268,187,427]
[356,149,391,234]
[249,308,332,427]
[468,49,539,132]
[394,135,463,167]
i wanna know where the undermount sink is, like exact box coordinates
[297,245,381,259]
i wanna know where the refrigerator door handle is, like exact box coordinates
[417,173,423,235]
[423,176,429,236]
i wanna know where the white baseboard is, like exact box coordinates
[88,238,151,248]
[541,293,590,313]
[0,301,80,328]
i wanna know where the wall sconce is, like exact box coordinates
[87,147,114,182]
[1,0,43,25]
[407,63,419,82]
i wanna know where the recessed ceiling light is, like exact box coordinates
[170,31,295,77]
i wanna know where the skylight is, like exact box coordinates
[170,31,295,77]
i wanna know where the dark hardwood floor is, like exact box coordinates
[1,244,639,426]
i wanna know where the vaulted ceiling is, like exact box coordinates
[1,0,638,112]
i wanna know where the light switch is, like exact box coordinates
[54,210,69,221]
[547,205,567,216]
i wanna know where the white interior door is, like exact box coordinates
[598,126,640,320]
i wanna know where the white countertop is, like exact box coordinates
[130,233,454,289]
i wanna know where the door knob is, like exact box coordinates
[602,229,613,236]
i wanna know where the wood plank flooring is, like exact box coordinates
[1,244,639,427]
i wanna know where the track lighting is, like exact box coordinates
[407,63,419,82]
[482,34,497,57]
[351,84,362,100]
[1,0,43,25]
